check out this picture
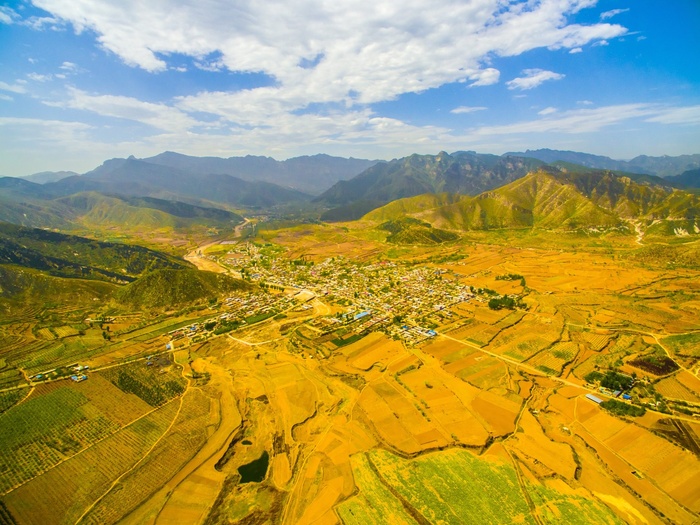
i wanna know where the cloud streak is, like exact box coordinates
[600,8,629,20]
[451,106,488,114]
[472,104,700,135]
[506,69,565,90]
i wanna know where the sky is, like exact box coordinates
[0,0,699,176]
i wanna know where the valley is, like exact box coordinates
[0,151,699,524]
[3,1,699,522]
[1,214,699,524]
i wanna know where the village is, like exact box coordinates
[206,243,481,344]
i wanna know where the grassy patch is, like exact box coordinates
[332,333,366,347]
[245,311,277,324]
[661,332,700,358]
[363,448,535,524]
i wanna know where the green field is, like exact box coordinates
[0,386,119,493]
[0,389,28,414]
[661,332,700,358]
[527,481,624,524]
[338,448,623,525]
[340,449,535,524]
[336,454,417,525]
[1,400,180,525]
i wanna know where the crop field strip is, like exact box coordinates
[0,386,121,493]
[79,389,212,525]
[1,399,180,525]
[0,358,187,496]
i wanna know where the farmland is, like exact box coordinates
[0,224,699,524]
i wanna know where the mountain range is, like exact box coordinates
[141,152,379,195]
[17,153,378,196]
[2,149,699,235]
[314,150,700,221]
[504,149,700,177]
[364,169,700,236]
[315,151,546,220]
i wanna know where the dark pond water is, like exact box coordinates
[238,451,269,483]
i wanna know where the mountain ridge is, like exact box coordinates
[316,151,546,220]
[364,169,700,234]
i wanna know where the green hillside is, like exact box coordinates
[364,193,463,222]
[550,170,700,226]
[363,170,700,237]
[0,265,117,304]
[58,193,244,230]
[379,217,459,245]
[0,178,76,229]
[116,269,253,309]
[0,222,192,283]
[427,171,620,230]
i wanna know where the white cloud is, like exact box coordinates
[569,47,583,54]
[31,0,626,110]
[467,68,500,87]
[538,107,557,115]
[22,15,64,31]
[48,88,198,132]
[0,6,19,24]
[506,69,565,90]
[27,73,53,82]
[0,81,27,94]
[577,100,594,105]
[0,117,92,144]
[600,8,629,20]
[59,61,78,71]
[645,106,700,125]
[451,106,488,114]
[0,94,13,102]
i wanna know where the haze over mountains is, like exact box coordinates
[505,149,700,177]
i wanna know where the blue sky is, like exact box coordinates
[1,0,699,176]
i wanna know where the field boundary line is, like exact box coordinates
[73,393,187,524]
[0,396,180,497]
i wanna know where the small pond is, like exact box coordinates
[238,451,269,483]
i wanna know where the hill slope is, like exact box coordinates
[317,151,545,220]
[57,193,243,230]
[116,269,252,309]
[665,168,700,189]
[425,171,620,230]
[364,169,700,236]
[379,217,459,245]
[0,222,192,283]
[0,265,117,305]
[555,170,700,219]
